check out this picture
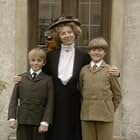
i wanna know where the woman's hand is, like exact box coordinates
[13,75,22,83]
[109,65,120,76]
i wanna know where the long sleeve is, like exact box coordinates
[42,76,54,124]
[110,75,121,111]
[8,84,19,120]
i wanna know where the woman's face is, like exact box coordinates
[59,26,75,45]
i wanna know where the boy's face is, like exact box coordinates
[89,48,106,63]
[29,57,45,71]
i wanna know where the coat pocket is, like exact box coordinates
[105,100,114,113]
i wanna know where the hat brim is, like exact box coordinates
[48,17,81,29]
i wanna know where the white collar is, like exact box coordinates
[61,43,75,52]
[90,60,103,68]
[30,68,42,75]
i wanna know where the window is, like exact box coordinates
[37,0,111,50]
[79,0,102,46]
[38,0,62,45]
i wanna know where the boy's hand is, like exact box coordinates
[38,125,48,133]
[9,120,17,129]
[109,65,120,76]
[13,75,22,83]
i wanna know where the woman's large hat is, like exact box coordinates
[48,16,81,30]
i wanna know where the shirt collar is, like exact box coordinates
[61,43,75,52]
[90,60,103,68]
[30,68,42,75]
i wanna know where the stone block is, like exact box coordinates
[113,136,126,140]
[8,132,16,140]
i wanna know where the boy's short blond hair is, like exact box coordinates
[88,37,108,50]
[28,48,46,61]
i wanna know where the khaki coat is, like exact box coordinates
[79,61,121,122]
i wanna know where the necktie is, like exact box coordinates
[92,64,97,70]
[32,72,37,80]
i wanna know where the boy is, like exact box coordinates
[79,37,121,140]
[8,48,54,140]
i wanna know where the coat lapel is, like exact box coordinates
[35,72,46,81]
[26,72,32,80]
[97,61,106,71]
[53,47,61,77]
[72,47,80,78]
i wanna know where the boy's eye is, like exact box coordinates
[30,59,42,62]
[91,48,103,52]
[31,59,35,61]
[37,59,42,62]
[98,48,103,51]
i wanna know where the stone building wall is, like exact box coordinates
[111,0,140,140]
[0,0,28,140]
[121,0,140,139]
[0,0,16,140]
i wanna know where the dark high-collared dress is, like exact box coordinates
[43,46,90,140]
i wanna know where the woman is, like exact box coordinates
[43,16,120,140]
[43,17,89,140]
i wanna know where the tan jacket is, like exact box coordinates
[79,61,121,122]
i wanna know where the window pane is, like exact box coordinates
[90,3,101,24]
[79,0,102,46]
[79,4,89,24]
[39,1,61,19]
[91,0,101,2]
[79,26,89,46]
[90,26,102,39]
[39,0,62,45]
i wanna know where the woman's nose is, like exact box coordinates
[65,32,70,37]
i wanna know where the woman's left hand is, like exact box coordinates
[109,65,120,76]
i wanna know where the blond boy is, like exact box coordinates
[8,48,54,140]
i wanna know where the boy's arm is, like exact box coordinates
[110,75,122,111]
[8,83,19,120]
[42,76,54,125]
[8,83,19,129]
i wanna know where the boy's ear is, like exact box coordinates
[43,61,46,66]
[43,60,46,65]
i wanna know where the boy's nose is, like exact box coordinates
[34,61,38,64]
